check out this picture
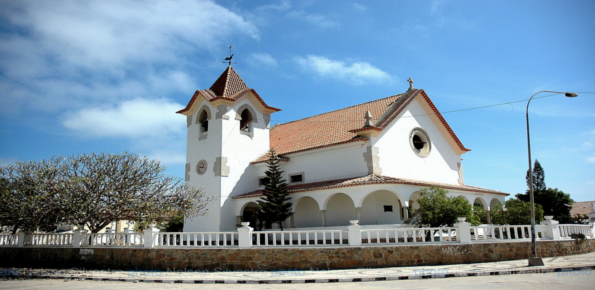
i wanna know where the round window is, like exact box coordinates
[409,128,431,157]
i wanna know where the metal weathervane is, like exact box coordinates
[223,45,235,65]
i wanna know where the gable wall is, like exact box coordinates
[373,99,462,185]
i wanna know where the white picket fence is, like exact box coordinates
[470,225,533,241]
[0,234,18,246]
[361,227,458,244]
[1,219,593,249]
[157,232,238,247]
[252,230,347,246]
[82,233,144,247]
[26,233,73,246]
[559,224,593,238]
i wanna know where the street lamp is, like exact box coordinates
[526,90,578,266]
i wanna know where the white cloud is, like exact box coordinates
[0,1,257,165]
[351,3,367,11]
[587,154,595,164]
[0,0,258,70]
[248,53,278,67]
[62,98,188,164]
[431,1,442,14]
[257,1,291,12]
[0,0,258,113]
[62,98,184,138]
[287,11,337,28]
[294,55,392,85]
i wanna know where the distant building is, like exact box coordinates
[570,201,595,223]
[178,65,509,232]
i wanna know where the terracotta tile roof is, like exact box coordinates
[176,66,280,114]
[252,89,469,163]
[209,65,248,98]
[232,174,509,199]
[570,201,595,216]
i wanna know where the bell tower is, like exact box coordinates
[176,65,280,232]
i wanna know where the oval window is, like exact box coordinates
[409,128,431,157]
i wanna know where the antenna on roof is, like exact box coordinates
[223,45,236,66]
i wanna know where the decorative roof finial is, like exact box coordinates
[223,45,235,66]
[407,77,414,91]
[364,111,373,127]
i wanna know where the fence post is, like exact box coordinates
[72,229,84,248]
[348,220,362,246]
[540,216,560,240]
[237,222,253,248]
[143,224,160,248]
[17,232,26,247]
[456,217,471,243]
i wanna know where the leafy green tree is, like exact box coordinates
[257,149,292,231]
[472,204,488,225]
[161,211,185,232]
[518,160,573,223]
[517,187,573,223]
[0,158,65,233]
[490,198,544,225]
[409,187,478,227]
[0,153,212,233]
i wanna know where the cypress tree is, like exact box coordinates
[257,149,292,230]
[526,160,546,191]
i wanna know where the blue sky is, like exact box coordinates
[0,0,593,201]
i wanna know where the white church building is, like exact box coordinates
[178,65,508,232]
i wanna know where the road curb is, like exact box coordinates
[5,265,595,284]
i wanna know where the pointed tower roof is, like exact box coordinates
[176,65,280,115]
[209,65,249,98]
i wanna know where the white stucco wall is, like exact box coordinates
[325,193,357,227]
[360,190,403,225]
[252,143,369,186]
[372,98,462,185]
[184,101,223,232]
[293,197,322,228]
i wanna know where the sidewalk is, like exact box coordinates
[4,251,595,284]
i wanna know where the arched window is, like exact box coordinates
[240,109,253,132]
[199,110,209,132]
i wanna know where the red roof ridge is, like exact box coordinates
[251,137,368,164]
[274,93,406,128]
[417,90,471,152]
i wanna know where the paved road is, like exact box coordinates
[1,272,594,289]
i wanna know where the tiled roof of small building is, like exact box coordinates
[570,201,595,216]
[252,89,470,163]
[177,66,280,114]
[232,174,509,199]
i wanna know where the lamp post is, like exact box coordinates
[526,90,578,266]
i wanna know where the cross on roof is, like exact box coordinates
[407,78,414,90]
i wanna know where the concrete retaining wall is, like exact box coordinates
[1,240,593,271]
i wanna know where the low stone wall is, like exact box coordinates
[1,240,593,271]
